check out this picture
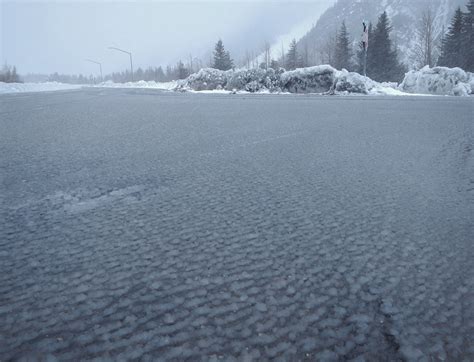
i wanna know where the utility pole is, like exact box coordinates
[85,59,103,82]
[108,46,133,82]
[362,22,369,77]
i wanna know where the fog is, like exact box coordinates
[1,0,336,76]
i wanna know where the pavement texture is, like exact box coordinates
[1,89,473,361]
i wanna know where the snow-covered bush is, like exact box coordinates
[280,65,337,93]
[225,68,282,92]
[400,66,472,96]
[452,82,471,97]
[183,68,229,91]
[334,71,376,94]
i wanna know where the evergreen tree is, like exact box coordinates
[368,12,405,82]
[334,21,353,70]
[135,67,144,81]
[213,39,233,70]
[463,0,474,71]
[286,39,299,70]
[224,51,234,70]
[11,66,20,82]
[177,60,190,79]
[155,66,165,82]
[438,8,464,68]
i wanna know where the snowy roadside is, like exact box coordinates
[95,65,471,97]
[0,81,83,94]
[2,66,472,97]
[93,80,179,91]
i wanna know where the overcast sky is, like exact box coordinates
[1,0,336,76]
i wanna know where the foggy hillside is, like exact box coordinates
[296,0,466,67]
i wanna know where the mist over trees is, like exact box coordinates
[285,39,300,70]
[413,8,438,69]
[6,0,474,85]
[0,64,21,83]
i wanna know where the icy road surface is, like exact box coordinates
[1,89,473,360]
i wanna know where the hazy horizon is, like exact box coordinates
[1,0,336,76]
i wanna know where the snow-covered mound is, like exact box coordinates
[179,65,419,96]
[400,66,473,96]
[0,81,83,94]
[96,80,179,91]
[333,71,408,96]
[226,68,283,92]
[280,65,336,93]
[182,68,229,91]
[333,71,376,94]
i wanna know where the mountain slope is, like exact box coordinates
[296,0,466,67]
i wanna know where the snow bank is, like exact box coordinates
[226,68,283,92]
[181,68,229,91]
[0,81,83,94]
[95,80,179,91]
[280,65,336,93]
[333,71,376,94]
[400,66,473,96]
[179,65,406,96]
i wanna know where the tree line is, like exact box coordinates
[0,63,21,83]
[283,12,406,82]
[282,0,474,81]
[4,0,473,85]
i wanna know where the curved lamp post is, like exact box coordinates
[85,59,103,82]
[108,46,133,82]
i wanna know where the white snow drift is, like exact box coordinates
[2,66,472,97]
[177,66,410,96]
[95,80,179,91]
[0,81,83,94]
[400,66,473,96]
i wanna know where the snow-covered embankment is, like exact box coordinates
[177,66,409,96]
[400,66,473,96]
[0,81,83,94]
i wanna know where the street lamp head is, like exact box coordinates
[108,46,131,55]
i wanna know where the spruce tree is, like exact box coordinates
[438,8,464,68]
[213,40,233,70]
[177,61,190,79]
[334,21,353,70]
[368,12,405,82]
[463,0,474,71]
[12,66,20,83]
[286,39,299,70]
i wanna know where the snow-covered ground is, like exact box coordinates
[94,80,179,91]
[0,82,83,94]
[2,66,472,97]
[176,66,434,97]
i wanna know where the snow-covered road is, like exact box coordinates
[1,89,473,360]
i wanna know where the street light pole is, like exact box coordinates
[108,46,134,82]
[85,59,103,82]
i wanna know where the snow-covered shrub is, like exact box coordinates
[183,68,229,91]
[400,66,472,96]
[334,71,375,94]
[452,82,471,97]
[280,65,337,93]
[225,68,282,92]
